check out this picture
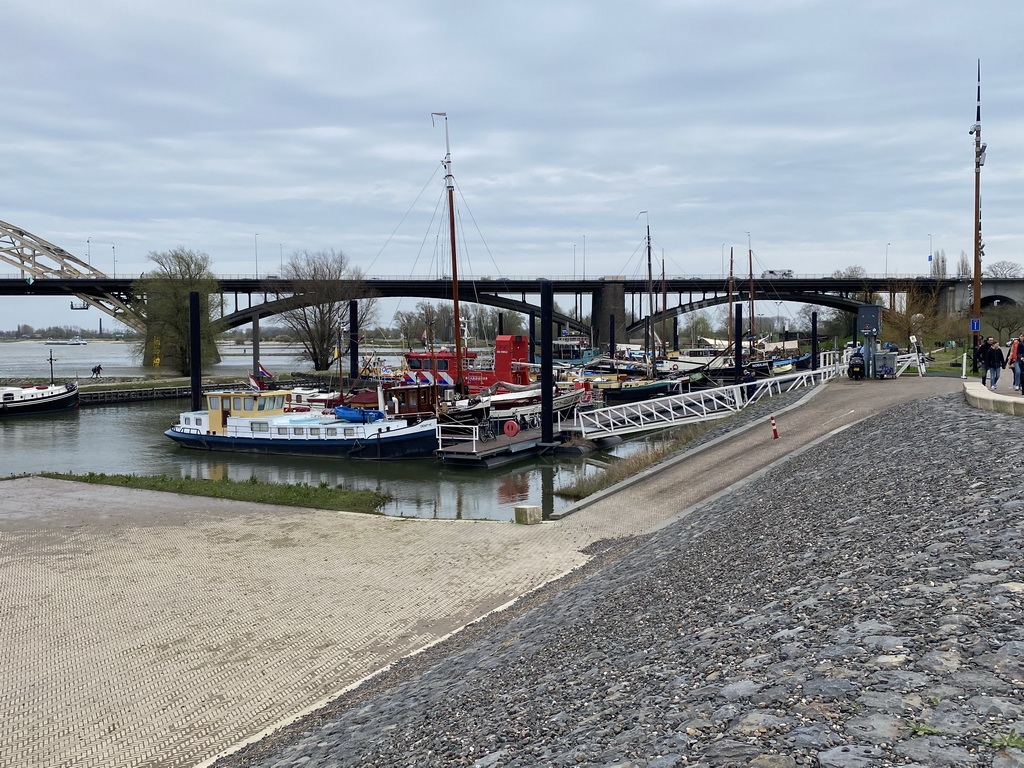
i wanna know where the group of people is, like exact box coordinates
[975,335,1024,392]
[90,364,103,378]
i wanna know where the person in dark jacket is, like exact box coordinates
[976,336,994,385]
[984,340,1006,391]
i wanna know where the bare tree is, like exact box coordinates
[983,260,1023,278]
[957,251,971,278]
[984,304,1024,342]
[271,249,378,371]
[929,249,947,278]
[133,248,223,375]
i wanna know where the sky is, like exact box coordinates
[2,0,1023,333]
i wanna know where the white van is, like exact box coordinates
[761,269,794,279]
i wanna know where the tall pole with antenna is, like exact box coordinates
[970,61,985,364]
[433,112,464,392]
[638,211,653,372]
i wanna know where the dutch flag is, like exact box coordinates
[258,362,273,379]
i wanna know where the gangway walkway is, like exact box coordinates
[570,362,841,440]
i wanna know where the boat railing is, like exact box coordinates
[436,421,496,451]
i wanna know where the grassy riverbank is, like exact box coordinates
[40,472,392,515]
[555,422,715,501]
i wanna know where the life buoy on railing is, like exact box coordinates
[671,364,679,371]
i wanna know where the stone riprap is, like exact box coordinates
[218,392,1024,768]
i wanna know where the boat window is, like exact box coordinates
[257,398,267,411]
[326,428,337,436]
[243,397,255,411]
[183,417,191,425]
[277,395,286,409]
[208,396,220,410]
[293,427,305,435]
[308,428,320,437]
[252,422,269,433]
[232,396,242,410]
[2,394,12,401]
[195,418,203,427]
[408,358,423,370]
[436,359,449,371]
[277,427,288,435]
[344,428,356,437]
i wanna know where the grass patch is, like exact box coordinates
[903,721,943,736]
[554,422,714,501]
[40,472,391,515]
[987,729,1024,749]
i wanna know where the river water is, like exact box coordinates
[0,340,653,521]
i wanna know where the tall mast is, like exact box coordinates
[747,234,755,345]
[727,247,734,347]
[433,112,464,392]
[639,212,653,370]
[970,62,985,355]
[660,255,667,357]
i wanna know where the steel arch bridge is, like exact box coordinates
[625,290,870,337]
[0,219,146,332]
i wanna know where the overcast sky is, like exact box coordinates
[2,0,1023,332]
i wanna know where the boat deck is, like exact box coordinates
[435,425,554,468]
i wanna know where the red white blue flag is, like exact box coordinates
[258,362,273,379]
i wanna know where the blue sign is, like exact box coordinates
[971,318,981,332]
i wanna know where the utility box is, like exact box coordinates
[874,352,897,378]
[858,305,882,338]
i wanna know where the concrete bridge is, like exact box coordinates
[1,219,1017,343]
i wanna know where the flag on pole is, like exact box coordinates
[258,361,273,379]
[248,373,263,392]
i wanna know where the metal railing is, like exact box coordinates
[572,357,841,440]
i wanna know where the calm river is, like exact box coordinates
[1,340,655,521]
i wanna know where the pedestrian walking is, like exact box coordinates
[1008,334,1024,392]
[984,341,1005,391]
[976,336,994,386]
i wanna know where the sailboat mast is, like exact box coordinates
[434,112,464,392]
[747,237,755,343]
[660,257,667,357]
[727,247,734,347]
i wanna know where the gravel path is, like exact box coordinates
[217,389,1024,768]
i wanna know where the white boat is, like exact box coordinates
[46,336,88,346]
[165,388,438,460]
[0,381,79,415]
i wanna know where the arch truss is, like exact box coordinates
[0,220,144,331]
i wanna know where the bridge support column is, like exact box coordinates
[591,279,627,351]
[251,313,261,378]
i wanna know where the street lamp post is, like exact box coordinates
[885,243,891,277]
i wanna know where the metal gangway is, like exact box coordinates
[570,357,841,441]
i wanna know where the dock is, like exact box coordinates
[78,382,248,405]
[435,422,557,468]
